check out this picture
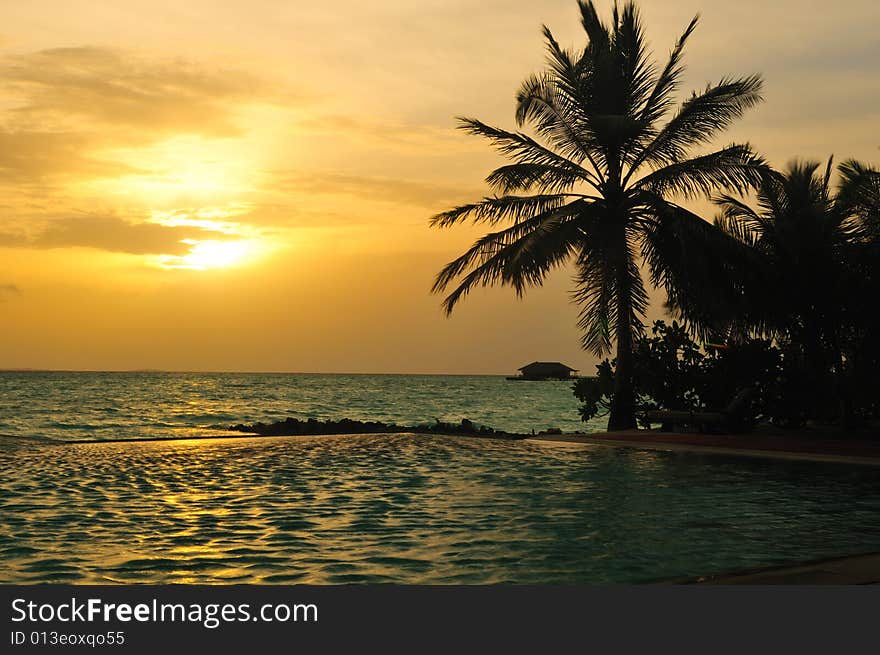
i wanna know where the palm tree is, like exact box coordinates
[714,158,880,424]
[839,160,880,421]
[838,159,880,239]
[715,159,850,350]
[430,0,766,430]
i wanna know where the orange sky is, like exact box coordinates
[1,0,878,373]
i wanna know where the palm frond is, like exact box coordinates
[714,212,760,249]
[822,155,834,200]
[611,2,655,118]
[515,71,601,171]
[573,238,648,355]
[484,162,594,194]
[754,167,788,221]
[641,199,773,338]
[638,15,699,126]
[629,76,763,176]
[636,144,767,199]
[713,193,770,235]
[457,117,590,178]
[430,194,572,228]
[836,159,880,232]
[578,0,610,50]
[433,200,589,313]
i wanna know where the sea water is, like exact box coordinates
[0,371,602,442]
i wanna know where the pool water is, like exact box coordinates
[1,433,878,583]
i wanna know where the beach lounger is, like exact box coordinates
[642,387,756,434]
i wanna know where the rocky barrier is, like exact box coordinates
[226,417,560,440]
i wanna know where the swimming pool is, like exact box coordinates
[1,433,878,583]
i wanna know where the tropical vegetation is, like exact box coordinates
[431,0,880,432]
[710,158,880,427]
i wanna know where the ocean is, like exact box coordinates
[0,371,603,442]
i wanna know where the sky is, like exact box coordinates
[0,0,878,374]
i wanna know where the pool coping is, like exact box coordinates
[669,551,880,585]
[526,433,880,466]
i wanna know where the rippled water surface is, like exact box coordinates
[2,434,879,584]
[0,371,600,441]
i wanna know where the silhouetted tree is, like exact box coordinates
[715,157,880,424]
[431,1,766,430]
[842,159,880,421]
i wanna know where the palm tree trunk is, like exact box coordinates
[835,341,854,431]
[608,261,638,431]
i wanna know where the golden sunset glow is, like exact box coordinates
[156,239,256,270]
[149,210,247,234]
[109,138,260,201]
[0,0,877,373]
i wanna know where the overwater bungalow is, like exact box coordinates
[507,362,578,381]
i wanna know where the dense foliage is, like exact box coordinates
[572,320,841,429]
[710,158,880,427]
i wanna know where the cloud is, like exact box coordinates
[0,46,279,185]
[296,114,475,153]
[0,46,264,137]
[271,171,482,209]
[0,131,142,182]
[0,283,21,301]
[0,214,232,255]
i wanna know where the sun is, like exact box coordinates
[157,239,254,270]
[145,209,271,271]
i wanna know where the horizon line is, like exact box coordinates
[0,368,527,377]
